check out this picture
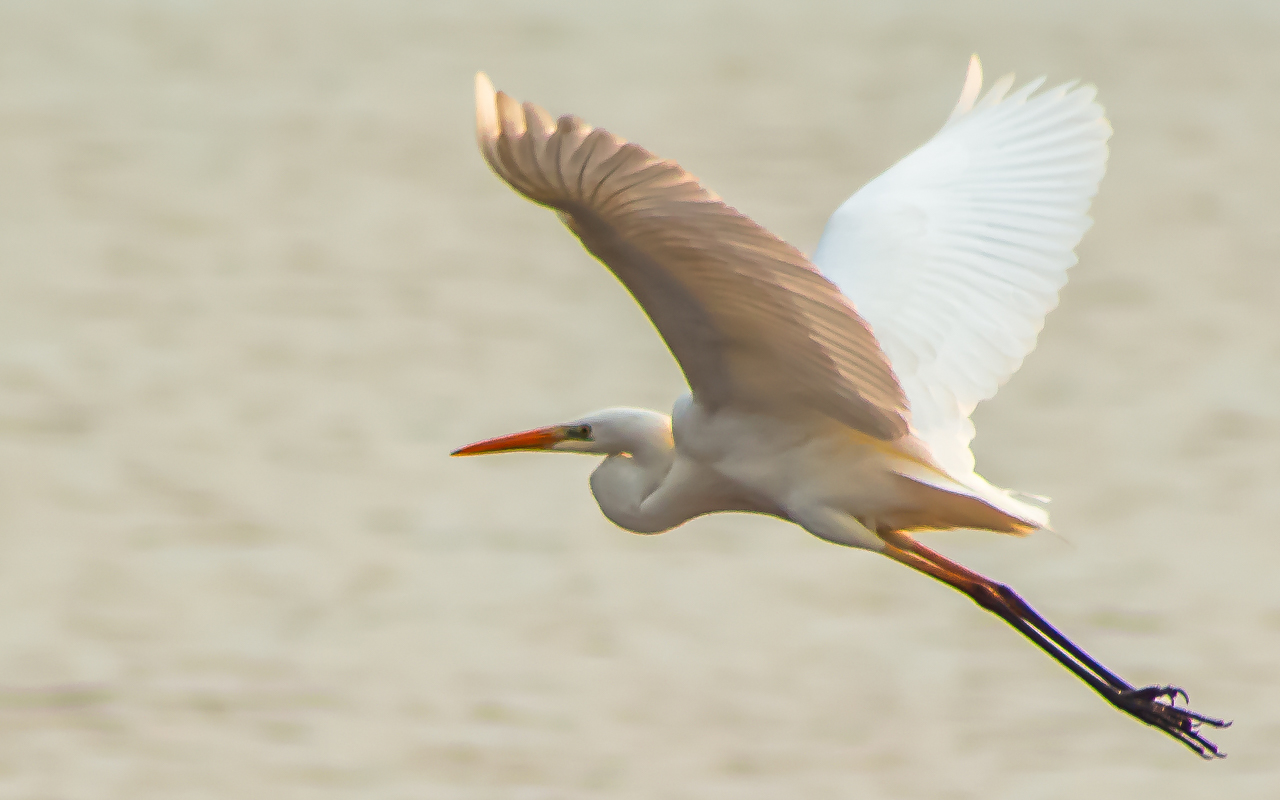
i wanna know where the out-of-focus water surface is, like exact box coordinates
[1,1,1277,796]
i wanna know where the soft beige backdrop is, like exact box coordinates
[0,1,1276,797]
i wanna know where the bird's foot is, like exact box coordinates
[1111,685,1231,759]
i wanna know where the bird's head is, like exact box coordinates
[451,408,672,458]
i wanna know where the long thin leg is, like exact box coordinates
[880,531,1230,759]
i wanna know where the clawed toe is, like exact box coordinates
[1124,684,1188,707]
[1113,685,1230,758]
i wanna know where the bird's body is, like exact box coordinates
[453,57,1229,758]
[570,397,1030,547]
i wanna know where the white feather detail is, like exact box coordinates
[813,56,1111,524]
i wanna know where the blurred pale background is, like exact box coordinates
[0,0,1277,797]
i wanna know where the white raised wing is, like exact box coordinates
[813,56,1111,488]
[474,73,908,439]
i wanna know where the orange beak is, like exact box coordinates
[450,425,566,456]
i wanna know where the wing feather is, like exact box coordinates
[813,57,1110,492]
[475,73,908,439]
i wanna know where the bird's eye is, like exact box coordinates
[568,424,593,440]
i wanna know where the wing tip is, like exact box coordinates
[946,55,984,124]
[980,73,1017,108]
[944,60,1113,150]
[474,71,531,167]
[475,71,498,144]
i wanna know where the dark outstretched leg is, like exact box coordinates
[880,531,1230,759]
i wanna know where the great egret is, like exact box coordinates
[453,57,1228,758]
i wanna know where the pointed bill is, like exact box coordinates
[451,425,566,456]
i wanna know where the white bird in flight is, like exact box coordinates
[453,56,1228,758]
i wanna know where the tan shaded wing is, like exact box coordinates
[474,73,907,440]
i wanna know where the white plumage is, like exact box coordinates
[815,56,1111,512]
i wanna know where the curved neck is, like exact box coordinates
[587,414,683,534]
